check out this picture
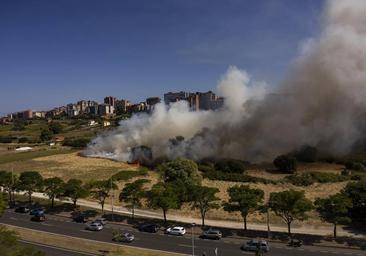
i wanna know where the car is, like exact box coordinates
[201,229,222,240]
[14,206,30,213]
[85,222,104,231]
[94,217,107,226]
[288,238,303,247]
[165,226,186,236]
[30,208,44,216]
[31,214,46,222]
[138,224,159,233]
[241,240,269,252]
[73,213,88,223]
[112,231,135,243]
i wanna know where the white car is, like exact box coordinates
[165,226,186,236]
[85,222,104,231]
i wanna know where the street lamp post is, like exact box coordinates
[191,223,195,256]
[266,202,271,239]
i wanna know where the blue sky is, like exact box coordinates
[0,0,323,114]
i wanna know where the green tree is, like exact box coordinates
[147,182,179,223]
[40,128,53,142]
[48,122,63,134]
[0,171,17,203]
[12,119,25,131]
[273,154,297,173]
[223,185,264,230]
[159,158,201,185]
[17,171,43,204]
[87,179,117,214]
[44,177,65,208]
[119,179,148,219]
[159,158,201,202]
[269,190,313,236]
[63,179,89,208]
[342,179,366,221]
[315,193,352,238]
[191,185,220,226]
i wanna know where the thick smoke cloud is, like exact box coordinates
[85,0,366,162]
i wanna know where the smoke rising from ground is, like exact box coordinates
[85,0,366,162]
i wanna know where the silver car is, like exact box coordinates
[202,229,222,240]
[85,222,103,231]
[241,240,269,252]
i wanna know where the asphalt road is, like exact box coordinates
[1,210,364,256]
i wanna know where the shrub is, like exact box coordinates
[18,137,29,143]
[273,154,297,173]
[0,136,14,143]
[111,168,148,181]
[63,138,90,148]
[345,161,365,171]
[203,170,275,184]
[214,159,247,173]
[285,171,349,186]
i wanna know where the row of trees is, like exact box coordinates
[1,161,364,239]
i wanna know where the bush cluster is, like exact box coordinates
[111,167,148,181]
[203,170,275,184]
[345,161,366,171]
[285,171,349,186]
[63,138,91,148]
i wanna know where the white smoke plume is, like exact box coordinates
[85,0,366,162]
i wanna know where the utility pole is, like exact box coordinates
[267,202,271,239]
[191,223,195,256]
[110,177,114,222]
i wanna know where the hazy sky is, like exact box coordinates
[0,0,323,114]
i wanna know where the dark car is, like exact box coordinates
[288,239,303,247]
[15,206,30,213]
[138,224,159,233]
[30,208,44,216]
[201,229,222,240]
[31,214,46,222]
[73,213,89,223]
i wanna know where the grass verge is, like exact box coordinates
[0,148,76,164]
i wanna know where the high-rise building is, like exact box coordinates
[104,96,117,107]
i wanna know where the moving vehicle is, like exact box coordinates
[288,238,303,247]
[138,224,159,233]
[14,206,30,213]
[201,229,222,240]
[94,217,107,226]
[30,208,44,216]
[241,240,270,252]
[165,226,186,236]
[112,231,135,243]
[85,222,103,231]
[31,214,46,222]
[73,213,88,223]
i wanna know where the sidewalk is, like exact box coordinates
[27,192,365,239]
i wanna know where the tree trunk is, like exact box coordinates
[244,216,247,231]
[132,205,135,219]
[287,221,291,236]
[101,201,105,214]
[51,197,54,208]
[8,191,12,202]
[28,191,32,205]
[163,209,167,223]
[201,211,205,227]
[333,223,337,239]
[73,199,77,208]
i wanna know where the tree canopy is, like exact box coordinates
[63,179,89,208]
[17,171,43,204]
[119,179,148,218]
[269,189,313,235]
[224,185,264,230]
[342,179,366,221]
[273,154,297,173]
[191,185,220,226]
[315,193,352,238]
[44,177,65,208]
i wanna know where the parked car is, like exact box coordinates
[288,238,303,247]
[30,208,44,216]
[201,229,222,240]
[73,213,88,223]
[138,224,159,233]
[165,226,186,236]
[112,231,135,243]
[31,214,46,222]
[241,240,269,252]
[94,217,107,226]
[85,222,104,231]
[14,206,30,213]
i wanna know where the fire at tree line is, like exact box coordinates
[1,152,366,240]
